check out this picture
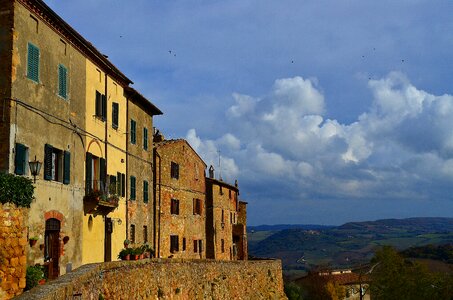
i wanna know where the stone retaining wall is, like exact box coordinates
[0,203,28,300]
[16,259,287,300]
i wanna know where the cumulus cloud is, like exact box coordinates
[188,73,453,223]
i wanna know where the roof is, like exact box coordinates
[154,139,207,167]
[206,177,238,192]
[21,0,132,86]
[125,87,163,116]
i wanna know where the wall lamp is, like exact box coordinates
[29,155,42,183]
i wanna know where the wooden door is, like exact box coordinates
[45,218,60,279]
[104,217,112,262]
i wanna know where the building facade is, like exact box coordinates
[154,138,207,258]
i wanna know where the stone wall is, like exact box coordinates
[16,259,287,300]
[0,203,28,299]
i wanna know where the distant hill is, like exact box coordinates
[248,217,453,277]
[248,224,334,232]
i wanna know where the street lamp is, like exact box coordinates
[28,155,42,183]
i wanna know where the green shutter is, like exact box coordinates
[14,143,27,175]
[63,151,70,184]
[100,158,106,192]
[130,120,136,144]
[110,175,117,194]
[44,144,53,180]
[95,91,102,117]
[112,102,119,129]
[58,64,67,99]
[85,152,92,192]
[143,127,148,150]
[143,180,148,203]
[102,94,107,120]
[121,173,126,197]
[27,43,39,82]
[130,176,136,200]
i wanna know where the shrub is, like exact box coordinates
[25,265,45,290]
[0,172,34,207]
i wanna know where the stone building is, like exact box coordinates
[125,87,162,249]
[205,167,247,260]
[154,138,207,258]
[0,0,161,277]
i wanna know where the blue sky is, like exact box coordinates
[45,0,453,225]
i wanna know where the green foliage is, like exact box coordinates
[284,282,304,300]
[0,172,34,207]
[370,246,453,300]
[25,265,44,290]
[401,244,453,263]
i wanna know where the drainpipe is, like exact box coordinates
[153,150,162,257]
[104,74,108,187]
[125,95,129,240]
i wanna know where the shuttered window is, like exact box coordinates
[58,64,68,99]
[63,151,70,184]
[27,43,39,82]
[143,180,149,203]
[95,91,107,120]
[86,152,92,192]
[130,176,136,200]
[130,120,136,144]
[170,235,179,253]
[143,127,148,150]
[44,144,70,184]
[112,102,119,129]
[171,162,179,179]
[14,143,28,175]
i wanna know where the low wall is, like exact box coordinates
[16,259,287,300]
[0,203,28,300]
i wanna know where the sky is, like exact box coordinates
[44,0,453,225]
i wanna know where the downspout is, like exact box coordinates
[125,94,129,240]
[104,74,108,185]
[153,150,161,257]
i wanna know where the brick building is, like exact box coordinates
[154,137,207,258]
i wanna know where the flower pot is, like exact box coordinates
[140,254,144,260]
[29,239,38,247]
[122,254,130,261]
[38,279,46,285]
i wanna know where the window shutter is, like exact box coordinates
[95,91,101,117]
[143,127,148,150]
[100,157,106,192]
[110,175,117,194]
[44,144,53,180]
[143,180,148,203]
[58,65,67,99]
[130,120,136,144]
[112,102,119,129]
[27,43,39,82]
[102,94,107,120]
[116,172,121,195]
[130,176,136,200]
[85,152,92,192]
[14,143,27,175]
[121,173,126,197]
[63,151,70,185]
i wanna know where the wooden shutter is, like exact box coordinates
[100,158,106,192]
[112,102,119,129]
[85,152,92,192]
[101,94,107,120]
[143,127,148,150]
[58,65,67,98]
[130,120,136,144]
[44,144,53,180]
[27,43,39,82]
[63,151,70,185]
[121,173,126,197]
[130,176,136,200]
[95,91,101,117]
[14,143,27,175]
[143,180,148,203]
[110,175,117,194]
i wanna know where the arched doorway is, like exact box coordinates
[45,218,60,279]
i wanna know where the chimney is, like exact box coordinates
[209,165,214,179]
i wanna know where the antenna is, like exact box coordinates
[217,150,222,180]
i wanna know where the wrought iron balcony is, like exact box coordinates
[83,180,119,214]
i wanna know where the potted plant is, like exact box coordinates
[29,236,38,247]
[118,248,130,261]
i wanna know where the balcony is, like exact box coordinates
[83,180,119,215]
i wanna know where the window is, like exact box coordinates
[143,180,149,203]
[182,237,186,251]
[130,224,135,244]
[95,91,106,120]
[27,43,39,82]
[193,198,202,215]
[130,176,136,200]
[58,64,68,99]
[171,162,179,179]
[117,172,125,197]
[170,235,179,253]
[44,144,70,184]
[109,175,117,194]
[143,127,148,150]
[85,152,105,192]
[143,226,148,243]
[194,240,203,253]
[112,102,119,129]
[130,119,136,144]
[171,199,179,215]
[14,143,28,175]
[221,239,225,253]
